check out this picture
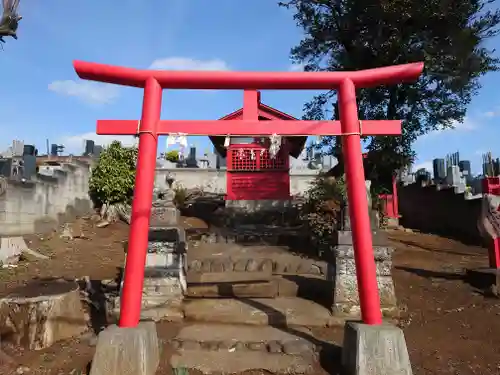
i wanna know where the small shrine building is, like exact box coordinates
[210,93,306,202]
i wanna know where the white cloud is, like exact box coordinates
[484,111,496,118]
[288,63,305,72]
[59,132,137,155]
[449,118,477,131]
[48,80,119,105]
[149,57,230,71]
[424,117,477,138]
[413,160,433,173]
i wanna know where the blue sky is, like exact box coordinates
[1,0,499,175]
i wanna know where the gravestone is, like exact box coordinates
[113,184,186,322]
[331,180,398,318]
[446,165,466,194]
[0,236,26,265]
[150,184,180,227]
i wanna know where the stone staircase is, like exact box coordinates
[167,238,332,373]
[103,184,400,374]
[163,226,400,373]
[183,247,335,326]
[170,323,318,374]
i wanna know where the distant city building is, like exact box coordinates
[433,158,446,182]
[458,160,472,184]
[84,140,95,156]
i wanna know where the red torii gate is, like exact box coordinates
[73,60,424,328]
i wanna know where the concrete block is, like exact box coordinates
[342,321,412,375]
[0,236,27,265]
[89,322,159,375]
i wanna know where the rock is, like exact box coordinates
[96,220,110,228]
[267,340,283,353]
[60,223,74,239]
[0,279,87,350]
[70,221,85,238]
[59,221,85,239]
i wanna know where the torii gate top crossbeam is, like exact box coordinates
[73,60,423,90]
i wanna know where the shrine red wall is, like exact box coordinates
[226,143,290,200]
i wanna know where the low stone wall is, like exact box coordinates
[398,182,483,244]
[155,167,319,196]
[0,161,93,236]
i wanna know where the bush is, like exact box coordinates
[165,150,179,163]
[173,185,188,208]
[89,141,138,207]
[300,173,347,251]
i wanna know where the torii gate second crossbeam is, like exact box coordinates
[73,60,424,328]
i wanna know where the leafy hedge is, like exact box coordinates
[89,141,138,207]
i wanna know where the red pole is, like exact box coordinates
[338,78,383,325]
[119,77,162,327]
[392,175,399,218]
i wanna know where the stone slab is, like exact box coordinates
[109,303,184,323]
[171,349,316,374]
[150,206,180,227]
[173,323,314,344]
[342,321,412,375]
[89,322,159,375]
[187,271,271,283]
[276,275,331,298]
[170,323,316,374]
[145,253,179,268]
[148,226,185,242]
[334,245,393,261]
[183,297,334,327]
[334,230,389,247]
[187,280,278,298]
[187,257,273,274]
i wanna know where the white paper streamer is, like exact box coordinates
[269,133,282,159]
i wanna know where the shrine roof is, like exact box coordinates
[209,103,307,158]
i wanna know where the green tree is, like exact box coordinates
[89,141,138,207]
[280,0,500,188]
[165,150,180,163]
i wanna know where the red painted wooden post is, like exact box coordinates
[119,77,162,327]
[392,175,399,218]
[339,78,382,325]
[73,60,423,327]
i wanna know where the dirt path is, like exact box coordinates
[389,230,500,375]
[0,222,498,374]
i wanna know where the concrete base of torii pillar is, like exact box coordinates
[342,321,413,375]
[89,322,159,375]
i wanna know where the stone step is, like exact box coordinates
[187,280,278,298]
[186,275,331,299]
[169,323,318,374]
[183,297,338,327]
[187,271,271,283]
[109,301,184,323]
[186,250,329,279]
[187,257,273,274]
